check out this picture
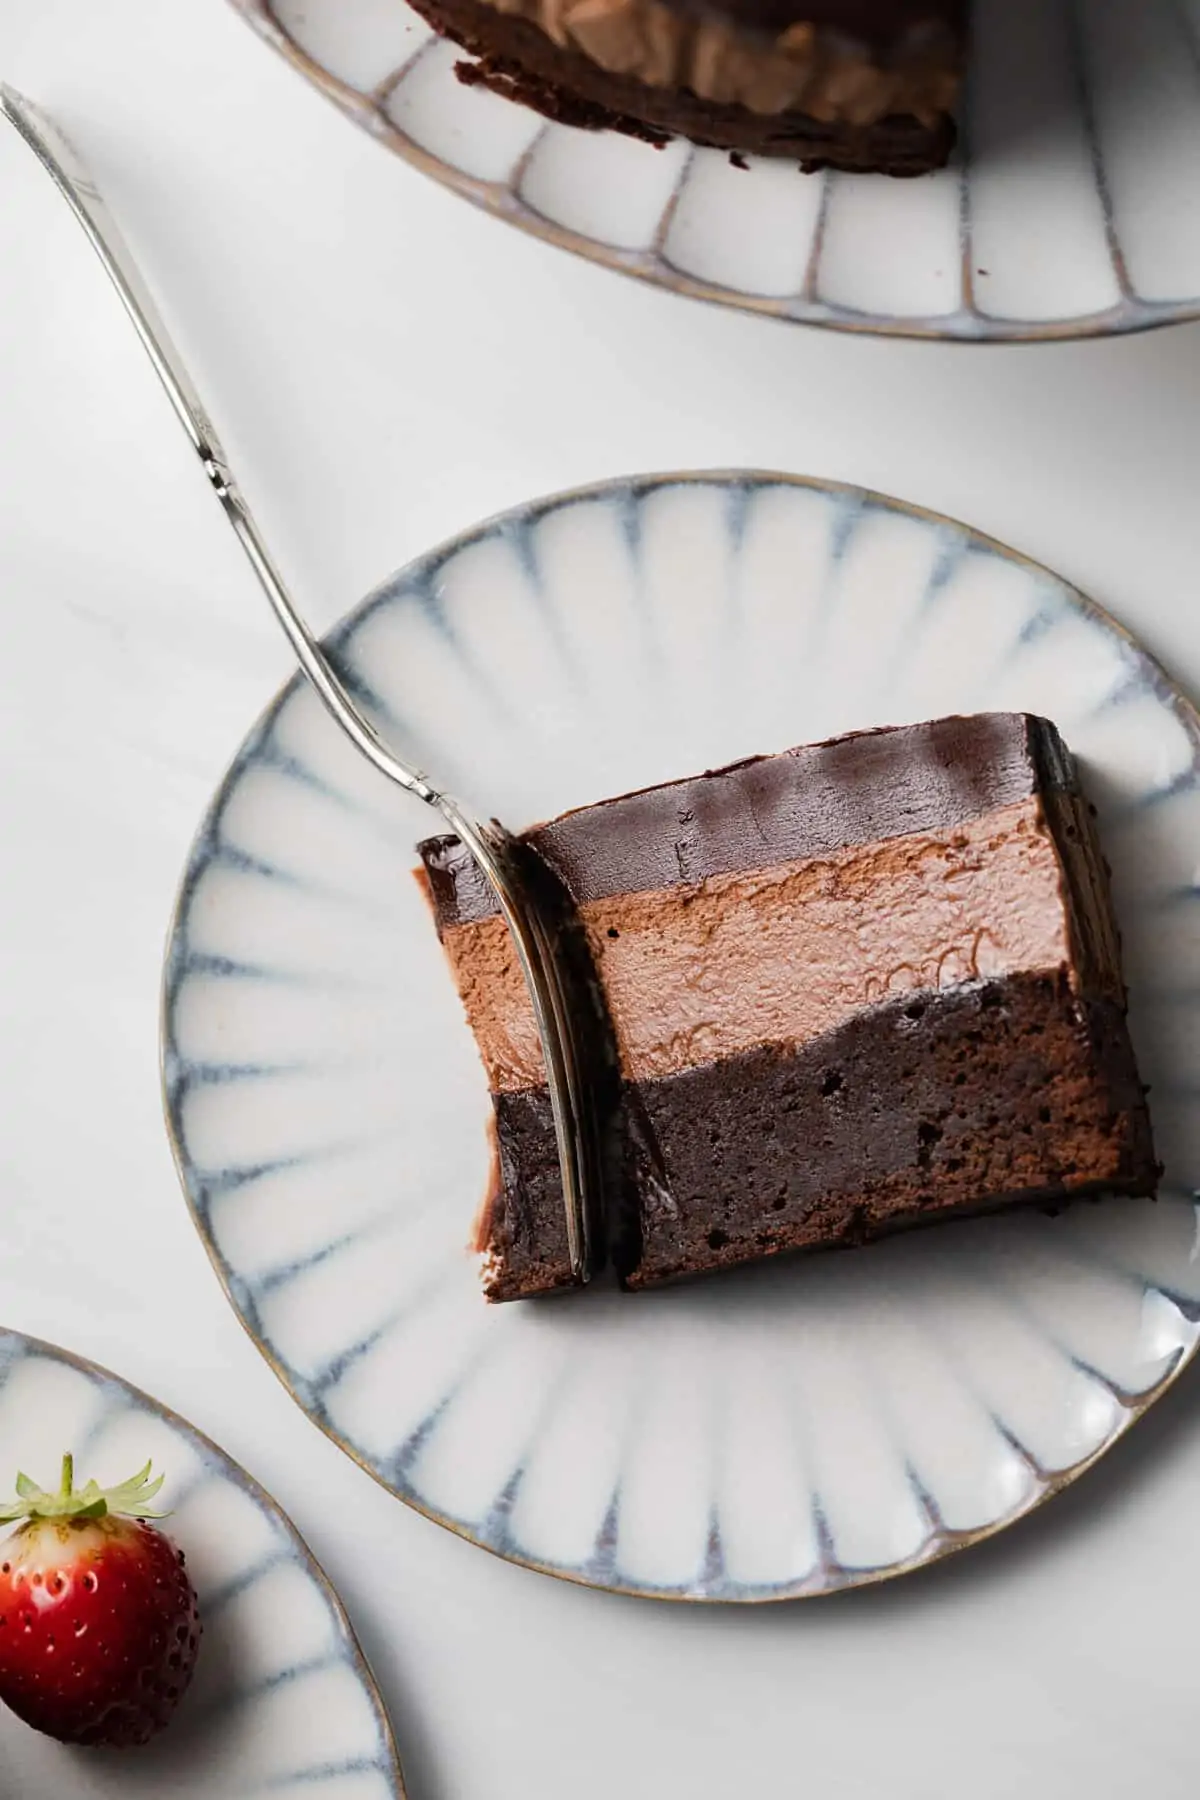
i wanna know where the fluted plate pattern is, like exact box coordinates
[164,473,1200,1602]
[228,0,1200,341]
[0,1330,403,1794]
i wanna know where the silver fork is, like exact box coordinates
[1,85,597,1287]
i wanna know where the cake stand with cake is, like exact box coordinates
[231,0,1200,340]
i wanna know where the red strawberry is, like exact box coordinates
[0,1455,200,1748]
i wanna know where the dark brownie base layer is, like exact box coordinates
[486,971,1157,1297]
[482,1090,579,1301]
[408,0,957,173]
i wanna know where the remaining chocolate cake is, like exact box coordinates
[413,0,967,174]
[417,715,1158,1301]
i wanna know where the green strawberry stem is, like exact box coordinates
[0,1456,168,1526]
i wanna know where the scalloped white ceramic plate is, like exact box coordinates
[228,0,1200,341]
[0,1330,404,1795]
[163,472,1200,1602]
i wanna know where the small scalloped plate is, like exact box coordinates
[0,1330,404,1795]
[164,473,1200,1603]
[228,0,1200,342]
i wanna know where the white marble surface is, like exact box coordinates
[2,1,1200,1795]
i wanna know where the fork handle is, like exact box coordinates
[1,83,441,808]
[1,86,596,1284]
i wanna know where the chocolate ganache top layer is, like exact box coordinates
[420,714,1075,928]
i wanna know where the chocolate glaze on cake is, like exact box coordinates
[417,716,1159,1301]
[408,0,966,174]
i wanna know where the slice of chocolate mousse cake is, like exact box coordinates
[412,0,968,175]
[417,715,1157,1300]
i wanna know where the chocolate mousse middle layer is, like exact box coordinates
[417,715,1158,1301]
